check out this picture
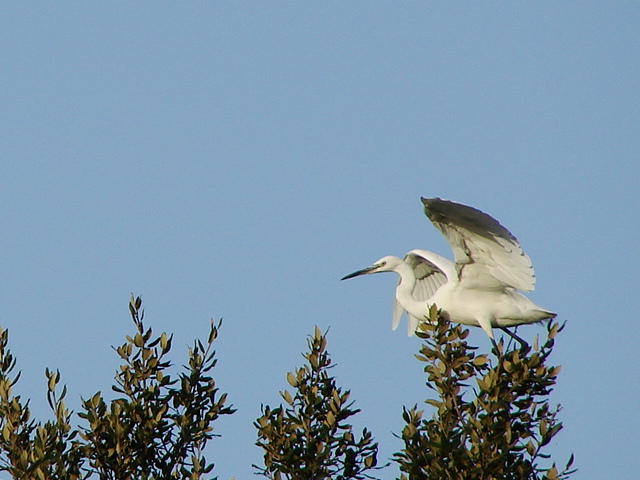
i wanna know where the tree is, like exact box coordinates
[0,297,572,480]
[0,295,234,480]
[0,328,84,479]
[79,295,235,479]
[394,306,575,480]
[254,326,381,480]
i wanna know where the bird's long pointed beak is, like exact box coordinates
[341,264,379,281]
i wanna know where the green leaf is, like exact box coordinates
[280,390,293,405]
[286,372,297,388]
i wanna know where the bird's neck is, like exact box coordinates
[394,263,429,319]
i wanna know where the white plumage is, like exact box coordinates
[342,197,556,341]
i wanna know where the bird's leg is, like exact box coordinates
[478,317,503,357]
[500,327,528,350]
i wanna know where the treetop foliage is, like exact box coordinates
[394,305,575,480]
[254,326,381,480]
[0,295,234,480]
[0,298,572,480]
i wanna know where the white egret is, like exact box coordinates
[341,197,556,343]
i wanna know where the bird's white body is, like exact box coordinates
[342,198,556,340]
[391,253,553,338]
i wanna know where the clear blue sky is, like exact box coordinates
[1,3,638,479]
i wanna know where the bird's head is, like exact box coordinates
[341,255,402,280]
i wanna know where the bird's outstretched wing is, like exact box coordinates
[392,249,453,334]
[421,197,535,292]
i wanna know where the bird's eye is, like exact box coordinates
[380,261,386,267]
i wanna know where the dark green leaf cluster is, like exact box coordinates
[254,326,381,480]
[394,306,575,480]
[0,295,234,480]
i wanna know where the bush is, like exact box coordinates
[0,295,234,480]
[0,298,572,480]
[254,326,381,480]
[394,306,575,480]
